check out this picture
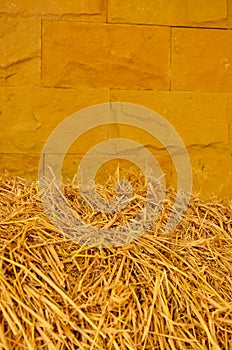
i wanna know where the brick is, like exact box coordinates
[0,153,40,179]
[108,0,228,28]
[0,0,107,22]
[172,28,232,92]
[0,19,40,86]
[110,90,230,146]
[0,87,110,153]
[42,21,170,90]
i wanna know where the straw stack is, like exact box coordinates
[0,170,232,349]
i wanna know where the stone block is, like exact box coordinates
[62,146,232,199]
[0,153,40,178]
[108,0,228,28]
[42,21,170,90]
[190,147,232,198]
[0,87,110,153]
[110,90,230,146]
[172,28,232,92]
[0,19,40,86]
[0,0,107,22]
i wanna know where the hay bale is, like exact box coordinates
[0,170,232,349]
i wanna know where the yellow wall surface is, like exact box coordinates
[0,0,232,198]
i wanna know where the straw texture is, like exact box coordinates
[0,170,232,349]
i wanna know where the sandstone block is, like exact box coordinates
[0,153,40,178]
[172,28,232,92]
[0,19,40,86]
[0,0,106,22]
[108,0,228,28]
[42,21,170,90]
[0,87,110,153]
[190,147,232,198]
[110,90,230,146]
[109,90,232,198]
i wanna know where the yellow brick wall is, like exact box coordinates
[0,0,232,198]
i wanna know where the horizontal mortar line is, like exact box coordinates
[0,84,59,89]
[1,85,232,94]
[41,18,108,24]
[0,15,231,31]
[0,142,228,153]
[40,86,162,90]
[38,84,78,90]
[0,14,106,21]
[110,87,160,92]
[35,85,232,93]
[171,24,232,31]
[110,88,232,94]
[99,21,232,31]
[40,18,231,30]
[58,13,106,17]
[147,142,228,150]
[2,143,226,156]
[0,152,42,155]
[41,18,165,26]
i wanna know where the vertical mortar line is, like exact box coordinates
[40,19,43,84]
[226,0,230,25]
[109,88,112,103]
[227,95,232,146]
[106,0,109,24]
[42,153,45,177]
[169,26,172,91]
[109,88,119,142]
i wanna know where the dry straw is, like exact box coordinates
[0,169,232,349]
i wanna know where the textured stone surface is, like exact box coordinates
[108,0,228,27]
[3,148,230,197]
[110,90,230,146]
[61,143,232,199]
[42,21,170,90]
[0,19,40,86]
[172,28,232,92]
[1,1,231,199]
[190,147,232,198]
[110,89,232,198]
[0,153,40,178]
[0,0,107,22]
[0,87,110,153]
[61,148,232,198]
